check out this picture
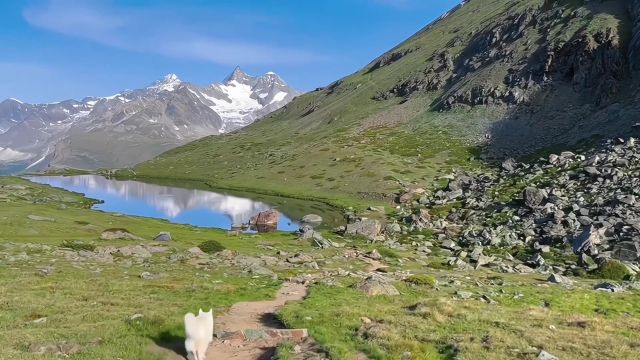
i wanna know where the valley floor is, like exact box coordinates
[0,177,639,360]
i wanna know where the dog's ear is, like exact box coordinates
[198,308,203,315]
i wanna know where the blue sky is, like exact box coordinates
[0,0,460,103]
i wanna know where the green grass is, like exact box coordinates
[281,275,640,360]
[2,168,640,360]
[0,177,320,359]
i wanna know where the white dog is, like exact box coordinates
[184,309,214,360]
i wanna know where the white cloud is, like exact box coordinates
[23,0,324,66]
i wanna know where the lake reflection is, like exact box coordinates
[27,175,299,231]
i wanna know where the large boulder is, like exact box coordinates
[250,209,279,232]
[572,226,602,255]
[612,241,640,262]
[345,218,382,240]
[153,232,172,242]
[301,214,323,227]
[354,275,399,296]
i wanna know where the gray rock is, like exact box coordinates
[299,225,333,248]
[446,189,464,200]
[455,291,474,300]
[384,222,402,235]
[583,166,600,177]
[140,272,154,280]
[572,226,601,255]
[287,253,314,264]
[594,282,625,293]
[612,241,640,262]
[354,275,399,296]
[502,158,517,172]
[441,239,460,251]
[301,214,323,226]
[246,264,277,278]
[547,273,573,285]
[117,245,152,258]
[153,232,172,241]
[345,218,382,240]
[514,264,535,273]
[538,350,559,360]
[27,215,55,222]
[523,187,546,208]
[528,253,545,267]
[37,266,55,277]
[366,249,382,260]
[475,255,494,269]
[617,195,636,206]
[100,229,144,241]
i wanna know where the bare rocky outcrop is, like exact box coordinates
[375,1,634,114]
[391,136,640,276]
[552,29,625,105]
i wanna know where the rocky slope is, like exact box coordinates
[135,0,640,200]
[389,135,640,280]
[0,68,299,173]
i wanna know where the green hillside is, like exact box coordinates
[135,0,639,204]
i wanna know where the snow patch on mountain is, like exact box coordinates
[271,91,288,104]
[209,81,262,121]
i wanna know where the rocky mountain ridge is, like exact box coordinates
[0,68,299,173]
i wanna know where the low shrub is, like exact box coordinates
[405,274,438,287]
[593,260,630,281]
[198,240,226,254]
[60,240,96,252]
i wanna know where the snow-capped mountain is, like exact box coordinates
[0,67,299,173]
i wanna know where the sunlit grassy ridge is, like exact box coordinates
[135,0,632,204]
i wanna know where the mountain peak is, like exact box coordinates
[224,66,254,84]
[162,73,180,83]
[148,73,182,92]
[8,98,24,104]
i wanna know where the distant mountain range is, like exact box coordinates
[0,67,299,173]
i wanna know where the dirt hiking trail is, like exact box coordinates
[206,281,309,360]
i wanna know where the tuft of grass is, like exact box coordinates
[274,341,296,360]
[198,239,226,254]
[60,240,96,252]
[404,274,438,287]
[377,248,401,259]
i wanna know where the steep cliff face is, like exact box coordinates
[374,1,632,110]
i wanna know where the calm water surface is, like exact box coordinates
[27,175,303,231]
